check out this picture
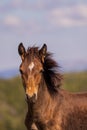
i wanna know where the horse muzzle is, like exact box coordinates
[26,93,37,103]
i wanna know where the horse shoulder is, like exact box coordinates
[52,89,87,130]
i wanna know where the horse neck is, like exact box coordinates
[36,76,55,108]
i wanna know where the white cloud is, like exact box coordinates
[48,4,87,27]
[3,15,21,26]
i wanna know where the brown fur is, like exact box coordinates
[18,43,87,130]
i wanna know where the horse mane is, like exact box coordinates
[27,46,63,95]
[43,53,63,95]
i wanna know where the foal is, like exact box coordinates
[18,43,87,130]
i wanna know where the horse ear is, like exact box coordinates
[18,43,26,61]
[39,44,47,63]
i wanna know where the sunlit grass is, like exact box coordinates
[63,71,87,92]
[0,77,26,130]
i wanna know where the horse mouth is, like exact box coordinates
[25,94,37,103]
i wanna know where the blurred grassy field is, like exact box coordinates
[0,71,87,130]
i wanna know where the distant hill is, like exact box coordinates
[0,68,19,79]
[0,71,87,130]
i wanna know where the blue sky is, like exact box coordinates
[0,0,87,72]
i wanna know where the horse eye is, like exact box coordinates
[20,69,23,74]
[40,70,43,73]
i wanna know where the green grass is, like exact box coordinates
[0,71,87,130]
[63,71,87,92]
[0,77,26,130]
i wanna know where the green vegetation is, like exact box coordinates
[0,71,87,130]
[0,76,26,130]
[63,71,87,92]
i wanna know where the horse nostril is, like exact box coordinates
[32,94,37,103]
[26,94,30,100]
[33,94,36,98]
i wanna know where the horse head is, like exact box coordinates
[18,43,47,103]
